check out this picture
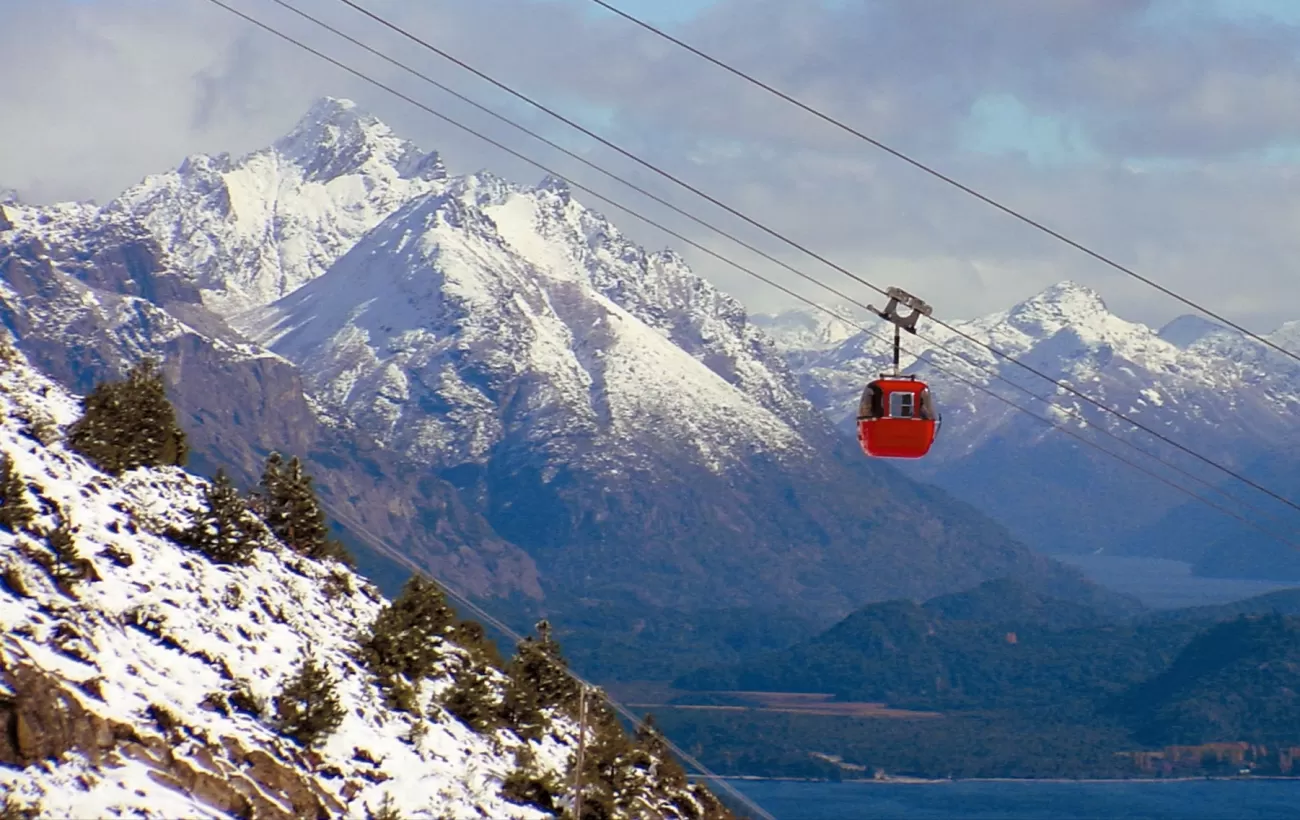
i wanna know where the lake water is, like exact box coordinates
[726,778,1300,819]
[1048,554,1298,610]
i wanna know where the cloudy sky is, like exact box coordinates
[2,0,1298,330]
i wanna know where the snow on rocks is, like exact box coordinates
[0,345,678,819]
[233,172,814,475]
[107,97,450,317]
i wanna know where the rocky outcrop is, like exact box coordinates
[0,660,340,820]
[0,661,133,768]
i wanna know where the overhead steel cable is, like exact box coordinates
[186,7,1299,817]
[325,0,1300,517]
[207,0,1300,548]
[268,0,1294,531]
[197,4,777,818]
[582,0,1300,369]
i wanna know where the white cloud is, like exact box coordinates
[1,0,1297,332]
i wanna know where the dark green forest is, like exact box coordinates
[635,580,1300,780]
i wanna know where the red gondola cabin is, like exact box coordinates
[857,376,938,459]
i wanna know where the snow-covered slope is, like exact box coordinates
[763,282,1300,555]
[0,200,268,374]
[223,150,1098,617]
[0,195,541,603]
[236,172,810,472]
[750,303,863,357]
[108,97,449,317]
[0,342,725,818]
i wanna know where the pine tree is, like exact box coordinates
[66,358,187,475]
[64,378,130,474]
[0,333,16,365]
[179,469,258,566]
[274,654,345,747]
[441,660,503,734]
[281,457,334,558]
[451,619,504,668]
[125,359,187,468]
[364,793,401,820]
[0,455,35,533]
[504,619,583,739]
[634,713,687,789]
[500,743,561,814]
[257,451,286,529]
[356,575,456,711]
[47,520,82,583]
[258,452,353,565]
[562,696,632,820]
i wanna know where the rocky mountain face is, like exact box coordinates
[758,283,1300,561]
[223,123,1106,618]
[0,199,539,602]
[0,343,725,818]
[109,97,450,317]
[2,96,1124,637]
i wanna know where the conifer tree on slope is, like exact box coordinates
[569,697,636,820]
[633,713,688,789]
[274,654,345,748]
[181,469,258,566]
[504,619,582,739]
[0,454,36,533]
[357,574,456,711]
[66,358,187,474]
[259,451,351,564]
[258,451,288,532]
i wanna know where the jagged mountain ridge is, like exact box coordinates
[4,96,1126,625]
[758,282,1300,557]
[109,97,449,318]
[235,172,812,472]
[0,343,725,818]
[0,198,541,602]
[221,126,1106,617]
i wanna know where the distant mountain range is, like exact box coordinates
[0,97,1133,681]
[756,284,1300,572]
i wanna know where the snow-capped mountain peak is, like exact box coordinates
[772,275,1300,555]
[1158,314,1231,348]
[751,302,868,354]
[997,280,1110,337]
[273,96,446,184]
[235,172,811,472]
[105,97,450,316]
[536,174,572,199]
[1270,320,1300,354]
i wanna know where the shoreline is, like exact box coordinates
[713,774,1300,785]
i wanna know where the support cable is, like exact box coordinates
[582,0,1300,367]
[206,0,1300,548]
[272,0,1299,530]
[326,0,1300,516]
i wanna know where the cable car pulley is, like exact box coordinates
[856,287,941,459]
